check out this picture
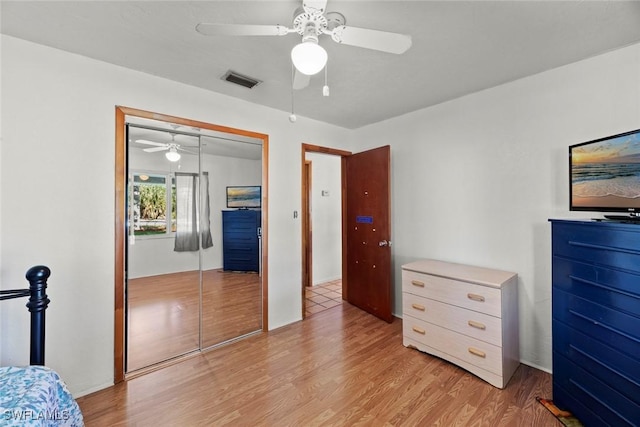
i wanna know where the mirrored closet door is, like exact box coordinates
[125,118,263,373]
[200,134,263,348]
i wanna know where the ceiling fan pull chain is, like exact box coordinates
[289,64,297,123]
[323,63,330,97]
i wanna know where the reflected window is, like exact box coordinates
[131,172,176,235]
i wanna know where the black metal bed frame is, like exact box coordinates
[0,266,50,365]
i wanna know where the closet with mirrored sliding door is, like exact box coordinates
[122,114,265,374]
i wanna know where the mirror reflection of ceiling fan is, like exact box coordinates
[135,135,197,162]
[195,0,412,90]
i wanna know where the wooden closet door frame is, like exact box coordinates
[114,106,269,382]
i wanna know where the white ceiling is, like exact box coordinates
[2,1,640,129]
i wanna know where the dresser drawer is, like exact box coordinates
[553,288,640,358]
[403,270,501,317]
[402,293,502,346]
[403,314,502,376]
[224,260,258,272]
[223,247,257,257]
[553,321,640,405]
[223,239,258,251]
[224,249,257,260]
[552,257,640,315]
[222,210,260,221]
[554,353,640,426]
[222,224,258,235]
[551,222,640,273]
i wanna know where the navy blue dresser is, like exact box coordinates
[222,210,261,272]
[550,219,640,426]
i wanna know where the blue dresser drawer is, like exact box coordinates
[552,257,640,316]
[224,247,257,258]
[551,220,640,427]
[223,234,257,245]
[553,321,640,406]
[552,385,608,427]
[552,288,640,358]
[222,242,257,253]
[224,261,257,271]
[223,220,258,231]
[224,250,258,270]
[551,221,640,273]
[222,210,260,272]
[553,353,640,426]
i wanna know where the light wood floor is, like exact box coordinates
[79,303,556,426]
[127,269,261,371]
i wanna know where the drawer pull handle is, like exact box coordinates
[467,293,485,302]
[411,303,426,311]
[412,326,426,335]
[468,347,486,358]
[468,320,486,330]
[411,280,425,287]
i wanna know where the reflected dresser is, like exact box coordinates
[222,209,261,272]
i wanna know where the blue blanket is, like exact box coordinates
[0,366,83,426]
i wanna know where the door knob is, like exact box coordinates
[379,240,391,247]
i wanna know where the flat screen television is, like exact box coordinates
[569,128,640,219]
[226,185,261,209]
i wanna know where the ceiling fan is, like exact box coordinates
[135,136,195,162]
[195,0,412,89]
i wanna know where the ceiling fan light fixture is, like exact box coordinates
[165,147,181,162]
[291,41,327,75]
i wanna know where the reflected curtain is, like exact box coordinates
[174,172,213,252]
[174,173,198,252]
[201,172,213,249]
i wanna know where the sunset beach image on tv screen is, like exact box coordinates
[227,186,261,208]
[571,131,640,209]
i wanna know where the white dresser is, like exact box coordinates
[402,259,519,389]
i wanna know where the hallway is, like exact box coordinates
[304,280,343,317]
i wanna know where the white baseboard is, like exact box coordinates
[312,275,342,286]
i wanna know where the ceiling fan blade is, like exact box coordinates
[303,0,327,15]
[143,146,169,153]
[293,69,311,90]
[178,147,199,155]
[329,26,412,54]
[195,23,290,37]
[135,139,166,147]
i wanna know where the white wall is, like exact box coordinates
[306,152,342,285]
[0,35,352,396]
[354,42,640,372]
[127,146,261,278]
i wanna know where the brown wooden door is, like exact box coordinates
[302,160,312,290]
[345,145,392,322]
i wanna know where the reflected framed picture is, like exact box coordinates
[226,186,261,208]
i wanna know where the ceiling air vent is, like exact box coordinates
[222,70,261,89]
